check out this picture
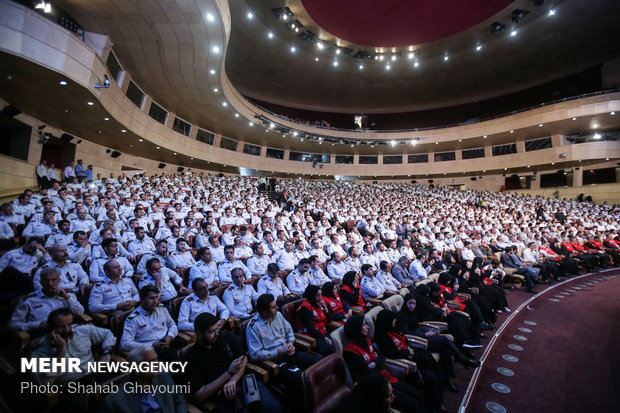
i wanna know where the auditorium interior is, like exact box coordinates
[0,0,619,412]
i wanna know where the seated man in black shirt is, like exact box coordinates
[182,313,282,413]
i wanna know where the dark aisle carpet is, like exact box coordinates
[462,270,620,413]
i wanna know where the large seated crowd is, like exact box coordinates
[1,170,618,413]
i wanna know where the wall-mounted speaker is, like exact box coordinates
[470,177,477,181]
[428,179,434,183]
[2,105,21,117]
[177,167,184,173]
[110,151,121,158]
[60,133,74,142]
[218,173,224,178]
[158,163,166,169]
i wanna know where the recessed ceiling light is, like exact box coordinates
[458,139,462,142]
[213,88,218,92]
[504,168,507,170]
[606,157,610,161]
[87,101,94,106]
[443,55,449,61]
[410,140,416,145]
[247,12,253,19]
[290,46,296,53]
[316,42,324,50]
[59,80,67,85]
[206,13,215,22]
[390,141,396,147]
[222,102,228,107]
[190,157,194,160]
[234,113,239,118]
[611,111,616,115]
[212,46,220,53]
[333,60,338,67]
[173,152,177,155]
[268,32,274,39]
[538,123,543,127]
[572,117,577,120]
[408,52,414,60]
[104,117,109,121]
[121,129,127,133]
[435,142,438,145]
[156,146,160,149]
[483,170,486,172]
[527,165,530,168]
[209,69,216,75]
[548,9,556,16]
[510,130,514,133]
[510,30,517,37]
[6,75,12,80]
[414,61,419,68]
[476,45,482,51]
[249,121,254,126]
[391,55,396,61]
[483,135,487,138]
[592,124,599,128]
[593,133,601,139]
[98,130,102,134]
[359,64,364,70]
[265,129,269,132]
[551,162,555,165]
[138,138,143,142]
[315,57,319,62]
[385,64,391,70]
[335,49,341,55]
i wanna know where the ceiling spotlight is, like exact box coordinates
[483,135,488,138]
[551,162,555,165]
[592,124,599,128]
[209,69,216,75]
[333,60,339,67]
[293,131,298,136]
[379,55,384,61]
[290,46,296,53]
[156,146,160,149]
[336,49,341,55]
[315,57,319,62]
[213,88,218,92]
[222,102,228,107]
[234,113,239,118]
[206,13,215,22]
[410,140,417,145]
[270,123,275,129]
[316,42,324,50]
[390,141,396,147]
[435,142,438,145]
[248,121,254,126]
[268,32,274,39]
[476,44,482,51]
[443,54,449,61]
[59,80,67,85]
[572,117,577,120]
[104,117,109,121]
[87,101,94,106]
[173,152,177,155]
[593,133,601,139]
[611,111,616,115]
[510,30,517,37]
[247,12,253,19]
[413,61,419,68]
[385,64,391,70]
[458,139,462,142]
[121,129,127,133]
[510,130,514,133]
[212,46,220,53]
[138,138,143,142]
[538,123,543,127]
[548,9,556,16]
[359,64,364,70]
[391,55,397,61]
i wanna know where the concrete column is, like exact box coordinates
[573,167,583,187]
[484,146,491,157]
[516,140,525,153]
[551,134,563,147]
[237,141,245,153]
[455,150,462,160]
[214,134,221,147]
[530,174,541,190]
[354,153,359,164]
[165,112,175,128]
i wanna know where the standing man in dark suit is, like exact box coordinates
[554,207,566,224]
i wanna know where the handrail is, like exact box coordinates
[251,89,620,135]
